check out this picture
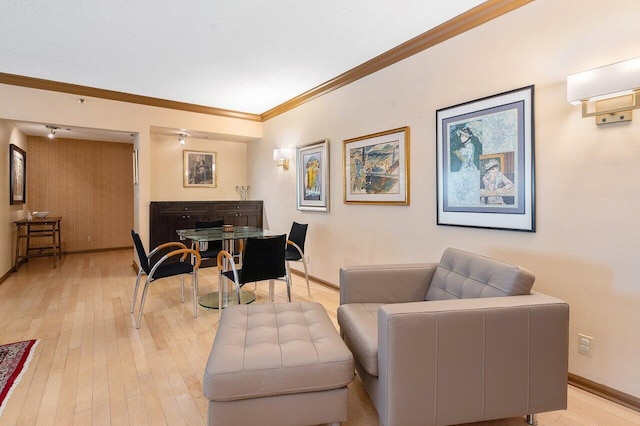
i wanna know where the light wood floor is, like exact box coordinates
[1,250,639,425]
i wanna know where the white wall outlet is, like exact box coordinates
[578,333,594,355]
[305,255,310,264]
[87,236,92,242]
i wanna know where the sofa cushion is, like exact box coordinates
[426,248,535,301]
[204,302,354,402]
[337,303,383,377]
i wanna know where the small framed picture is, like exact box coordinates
[436,85,535,231]
[296,140,329,212]
[10,144,26,205]
[343,127,410,205]
[183,150,216,187]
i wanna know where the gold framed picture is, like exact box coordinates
[183,150,217,188]
[343,127,409,205]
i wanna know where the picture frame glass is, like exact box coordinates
[436,86,535,231]
[343,127,409,205]
[183,150,217,188]
[297,140,329,212]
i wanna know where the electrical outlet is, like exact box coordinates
[578,333,593,355]
[305,255,310,264]
[87,236,92,242]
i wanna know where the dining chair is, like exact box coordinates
[286,222,310,295]
[216,234,289,309]
[131,230,202,329]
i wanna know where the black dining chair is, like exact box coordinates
[216,234,289,309]
[286,222,310,295]
[131,230,202,329]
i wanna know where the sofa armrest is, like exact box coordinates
[376,293,569,425]
[339,263,437,305]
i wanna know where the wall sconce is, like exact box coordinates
[178,134,187,146]
[46,125,59,139]
[273,148,292,170]
[567,56,640,125]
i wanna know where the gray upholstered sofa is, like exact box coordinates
[337,248,569,426]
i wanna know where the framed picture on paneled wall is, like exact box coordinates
[9,144,26,205]
[436,85,535,231]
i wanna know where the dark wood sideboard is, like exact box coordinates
[149,200,263,264]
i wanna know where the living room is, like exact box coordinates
[1,0,639,424]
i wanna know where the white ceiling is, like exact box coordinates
[1,0,485,116]
[3,1,489,143]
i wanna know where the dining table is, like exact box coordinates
[176,226,275,309]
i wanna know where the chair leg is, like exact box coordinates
[136,277,153,329]
[218,272,224,311]
[286,275,291,302]
[192,271,198,318]
[269,280,275,303]
[235,281,242,305]
[525,414,538,425]
[181,275,185,303]
[131,269,144,314]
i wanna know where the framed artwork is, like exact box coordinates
[296,139,329,212]
[183,150,217,187]
[343,127,410,205]
[436,85,535,231]
[9,144,26,205]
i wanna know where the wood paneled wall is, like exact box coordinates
[27,137,134,252]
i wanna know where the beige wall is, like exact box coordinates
[27,136,133,252]
[0,120,28,274]
[150,134,248,201]
[248,0,640,398]
[0,84,261,269]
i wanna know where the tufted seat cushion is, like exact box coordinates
[203,302,354,402]
[426,248,535,301]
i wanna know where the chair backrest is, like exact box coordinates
[195,220,224,229]
[131,230,151,274]
[286,222,308,259]
[240,234,287,284]
[426,247,535,301]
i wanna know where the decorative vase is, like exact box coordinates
[236,186,250,201]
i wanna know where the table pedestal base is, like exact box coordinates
[198,290,256,309]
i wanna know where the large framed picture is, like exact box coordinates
[9,144,26,205]
[183,150,216,187]
[436,85,535,231]
[343,127,410,205]
[296,139,329,212]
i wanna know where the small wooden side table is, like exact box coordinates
[14,217,63,271]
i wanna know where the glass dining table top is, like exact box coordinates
[175,226,275,309]
[176,226,275,242]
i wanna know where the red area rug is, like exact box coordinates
[0,339,39,417]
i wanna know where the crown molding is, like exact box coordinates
[1,0,530,123]
[0,72,262,122]
[260,0,532,121]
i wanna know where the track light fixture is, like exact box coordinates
[178,133,187,146]
[46,125,59,139]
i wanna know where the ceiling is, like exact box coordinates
[2,1,488,142]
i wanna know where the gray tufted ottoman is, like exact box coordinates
[203,302,354,426]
